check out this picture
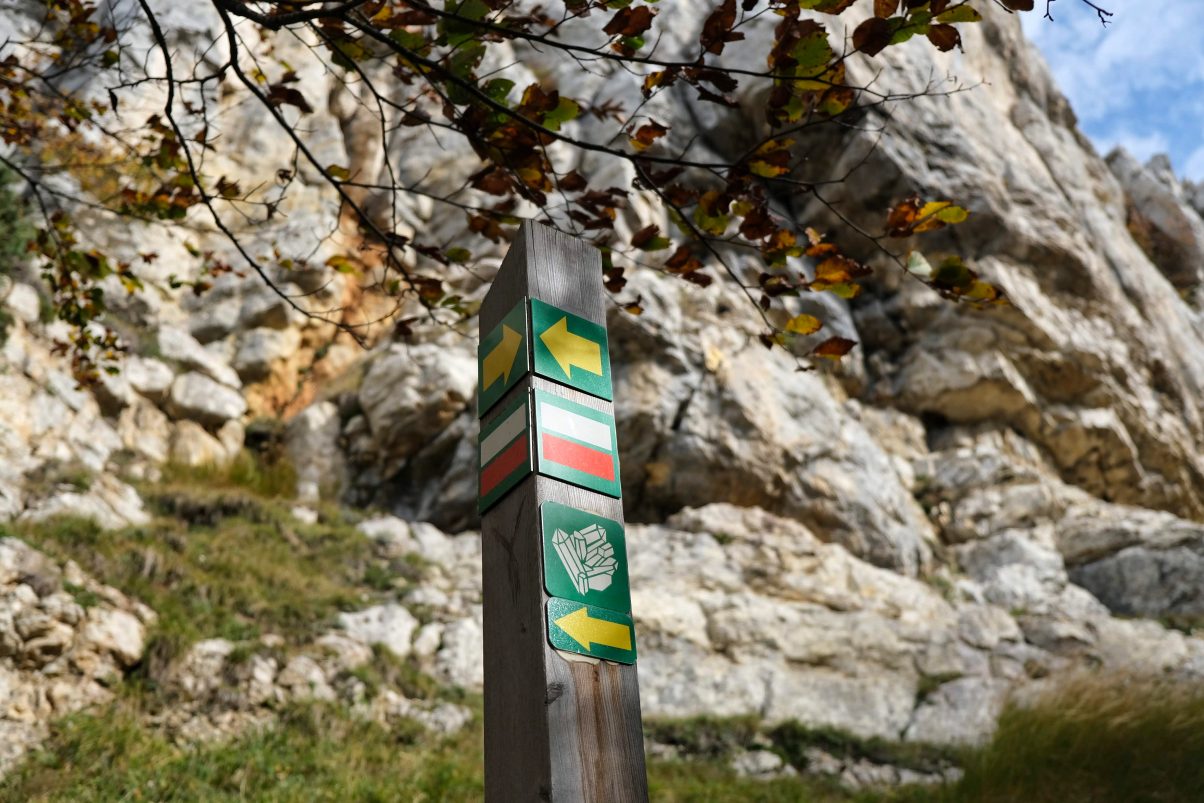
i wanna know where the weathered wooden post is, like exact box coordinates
[476,221,649,801]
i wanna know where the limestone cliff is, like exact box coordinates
[1,0,1203,782]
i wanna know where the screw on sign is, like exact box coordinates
[476,222,648,802]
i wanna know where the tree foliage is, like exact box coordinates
[0,0,1107,381]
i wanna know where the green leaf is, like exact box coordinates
[445,247,472,263]
[483,78,515,103]
[935,205,970,224]
[542,97,581,132]
[937,6,983,22]
[325,255,358,273]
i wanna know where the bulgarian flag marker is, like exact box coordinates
[534,389,621,497]
[478,396,532,512]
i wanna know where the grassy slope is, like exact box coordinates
[3,460,1204,800]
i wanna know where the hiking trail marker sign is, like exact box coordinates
[477,299,528,416]
[477,222,647,802]
[531,297,613,401]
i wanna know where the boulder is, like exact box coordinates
[156,326,241,389]
[166,372,247,428]
[233,327,302,382]
[337,603,418,659]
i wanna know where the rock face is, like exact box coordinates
[2,0,1204,782]
[1107,149,1204,295]
[0,538,154,773]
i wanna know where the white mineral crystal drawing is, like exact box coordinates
[552,524,617,596]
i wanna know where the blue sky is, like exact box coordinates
[1021,0,1204,181]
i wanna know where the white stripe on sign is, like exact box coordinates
[480,402,527,465]
[539,400,612,450]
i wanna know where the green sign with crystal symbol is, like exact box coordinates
[478,299,529,416]
[541,502,630,614]
[478,395,532,513]
[531,298,612,401]
[533,390,621,497]
[546,597,636,664]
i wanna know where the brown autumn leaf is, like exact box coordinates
[631,224,661,248]
[265,83,313,114]
[559,170,587,192]
[886,195,921,236]
[470,166,511,195]
[630,120,668,151]
[874,0,899,18]
[852,16,893,56]
[926,23,961,51]
[603,5,655,38]
[812,336,857,359]
[1003,0,1035,9]
[700,0,744,55]
[664,245,703,275]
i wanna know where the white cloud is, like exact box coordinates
[1185,145,1204,183]
[1103,130,1170,162]
[1022,0,1204,179]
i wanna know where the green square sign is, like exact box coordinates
[533,390,621,497]
[540,502,630,614]
[530,298,612,401]
[546,597,636,664]
[478,299,529,416]
[478,394,531,513]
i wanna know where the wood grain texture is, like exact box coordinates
[480,222,648,802]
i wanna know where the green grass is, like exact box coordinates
[0,698,483,803]
[0,694,875,803]
[159,449,299,501]
[0,494,395,670]
[5,460,1204,801]
[911,674,1204,803]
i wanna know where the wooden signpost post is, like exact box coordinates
[477,222,649,801]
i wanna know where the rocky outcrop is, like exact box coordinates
[154,630,471,744]
[1107,150,1204,295]
[329,506,1204,748]
[2,0,1204,782]
[0,538,154,773]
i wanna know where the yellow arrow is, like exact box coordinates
[540,317,602,378]
[482,325,522,390]
[555,606,632,652]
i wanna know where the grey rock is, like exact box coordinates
[188,302,241,344]
[240,287,304,330]
[904,677,1010,746]
[156,326,241,389]
[356,340,476,476]
[124,356,175,403]
[233,327,301,382]
[1107,148,1204,292]
[286,401,345,502]
[338,603,418,659]
[167,372,247,428]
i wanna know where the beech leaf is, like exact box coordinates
[786,313,823,335]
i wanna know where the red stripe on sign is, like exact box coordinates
[542,433,615,481]
[481,437,528,495]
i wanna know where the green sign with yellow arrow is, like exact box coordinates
[546,596,636,664]
[478,299,529,416]
[531,298,612,401]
